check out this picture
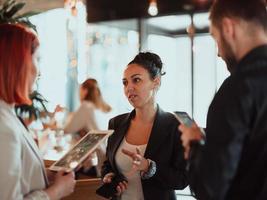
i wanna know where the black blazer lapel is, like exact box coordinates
[144,106,169,159]
[109,108,170,171]
[109,112,133,173]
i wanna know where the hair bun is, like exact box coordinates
[143,52,163,71]
[128,51,165,79]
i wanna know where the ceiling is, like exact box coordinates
[0,0,212,23]
[86,0,213,22]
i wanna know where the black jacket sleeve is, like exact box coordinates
[144,119,188,190]
[101,118,115,178]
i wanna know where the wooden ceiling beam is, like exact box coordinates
[0,0,64,13]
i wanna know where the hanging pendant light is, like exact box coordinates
[64,0,84,17]
[148,0,158,16]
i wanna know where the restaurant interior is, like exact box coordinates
[0,0,229,199]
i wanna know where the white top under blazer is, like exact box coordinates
[115,138,147,200]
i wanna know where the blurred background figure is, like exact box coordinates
[0,23,76,200]
[64,78,112,135]
[64,78,112,177]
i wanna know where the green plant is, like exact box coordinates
[0,0,38,31]
[15,91,49,121]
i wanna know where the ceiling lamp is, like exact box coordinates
[64,0,84,16]
[192,0,210,7]
[148,0,158,16]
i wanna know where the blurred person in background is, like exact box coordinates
[0,24,76,200]
[179,0,267,199]
[101,52,188,200]
[64,78,112,177]
[64,78,112,135]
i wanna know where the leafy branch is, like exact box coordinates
[15,91,49,121]
[0,0,38,31]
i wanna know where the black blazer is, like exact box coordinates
[188,45,267,200]
[102,106,188,200]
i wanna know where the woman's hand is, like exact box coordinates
[115,180,128,197]
[122,148,149,172]
[102,172,128,197]
[45,170,76,200]
[103,172,115,183]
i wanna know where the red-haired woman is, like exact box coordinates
[0,24,76,200]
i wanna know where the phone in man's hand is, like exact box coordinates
[173,111,194,127]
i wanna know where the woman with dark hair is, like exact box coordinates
[101,52,188,200]
[0,24,76,200]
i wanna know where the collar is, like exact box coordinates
[234,44,267,74]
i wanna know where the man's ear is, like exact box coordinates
[221,17,236,41]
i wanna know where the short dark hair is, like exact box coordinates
[128,52,165,79]
[209,0,267,31]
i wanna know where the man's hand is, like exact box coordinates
[179,123,203,159]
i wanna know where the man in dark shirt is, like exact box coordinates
[179,0,267,199]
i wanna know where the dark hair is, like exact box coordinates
[209,0,267,31]
[128,52,166,79]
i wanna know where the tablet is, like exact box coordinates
[49,130,113,172]
[173,111,194,127]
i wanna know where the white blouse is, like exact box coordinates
[115,138,147,200]
[0,100,49,200]
[64,101,98,133]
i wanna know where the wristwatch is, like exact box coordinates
[141,159,156,179]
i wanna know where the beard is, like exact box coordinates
[220,33,238,74]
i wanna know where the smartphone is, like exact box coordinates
[173,111,194,127]
[96,174,127,198]
[96,182,118,198]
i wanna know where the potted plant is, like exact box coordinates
[15,91,49,126]
[0,0,38,30]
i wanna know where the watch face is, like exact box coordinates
[142,159,156,179]
[150,160,156,174]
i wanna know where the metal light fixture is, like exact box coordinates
[148,0,158,16]
[64,0,84,16]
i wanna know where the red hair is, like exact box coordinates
[0,24,39,105]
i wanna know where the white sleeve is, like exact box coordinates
[24,190,50,200]
[0,128,49,200]
[64,103,99,133]
[86,106,99,130]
